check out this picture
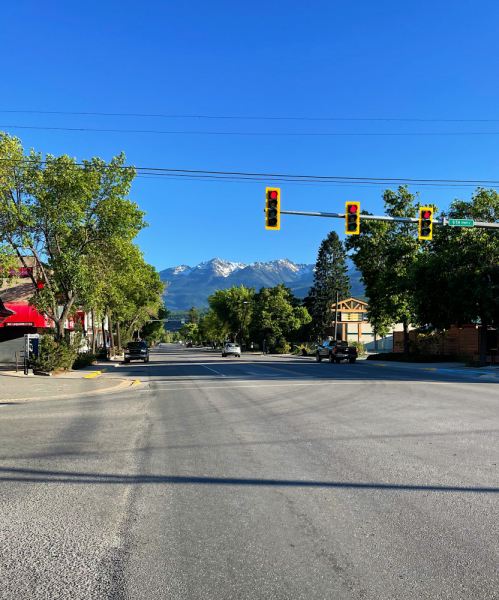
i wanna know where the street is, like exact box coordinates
[1,345,499,599]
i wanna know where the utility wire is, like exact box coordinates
[1,157,499,187]
[3,124,499,137]
[2,110,499,123]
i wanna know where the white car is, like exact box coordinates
[222,342,241,357]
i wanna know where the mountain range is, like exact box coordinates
[159,258,364,310]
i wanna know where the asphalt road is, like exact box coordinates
[2,345,499,599]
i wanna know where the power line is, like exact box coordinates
[1,157,499,187]
[2,110,499,123]
[134,174,478,190]
[4,124,499,137]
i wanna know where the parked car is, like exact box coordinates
[315,340,358,364]
[124,341,150,363]
[222,342,241,357]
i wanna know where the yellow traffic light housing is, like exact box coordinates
[418,207,433,240]
[265,188,280,230]
[345,202,360,235]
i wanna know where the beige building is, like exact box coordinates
[326,298,415,352]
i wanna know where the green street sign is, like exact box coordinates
[449,219,474,227]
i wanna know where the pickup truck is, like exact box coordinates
[315,340,358,364]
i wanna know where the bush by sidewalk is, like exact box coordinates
[30,328,98,372]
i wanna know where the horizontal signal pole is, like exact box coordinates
[280,210,499,229]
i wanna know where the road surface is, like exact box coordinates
[1,345,499,599]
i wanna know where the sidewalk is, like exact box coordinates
[0,359,138,403]
[361,359,499,376]
[0,376,134,403]
[262,352,499,376]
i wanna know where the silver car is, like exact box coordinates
[222,342,241,357]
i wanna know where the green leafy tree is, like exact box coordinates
[412,188,499,365]
[250,284,311,352]
[198,309,230,347]
[188,306,200,324]
[141,305,170,344]
[180,322,199,342]
[0,133,145,338]
[345,186,431,359]
[307,231,351,340]
[207,285,254,343]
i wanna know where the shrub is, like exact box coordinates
[31,327,86,372]
[274,342,291,354]
[349,341,365,357]
[292,344,308,355]
[72,352,98,369]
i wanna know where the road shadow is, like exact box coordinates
[0,466,497,493]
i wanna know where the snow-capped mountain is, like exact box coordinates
[159,257,364,311]
[195,258,247,277]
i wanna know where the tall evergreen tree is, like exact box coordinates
[188,306,200,324]
[307,231,351,340]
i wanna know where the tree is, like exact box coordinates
[198,310,230,347]
[180,322,199,342]
[81,243,164,349]
[412,188,499,365]
[345,186,429,359]
[250,284,311,352]
[0,133,146,338]
[307,231,350,340]
[188,306,200,324]
[207,285,254,343]
[141,305,170,344]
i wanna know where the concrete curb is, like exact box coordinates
[83,368,108,379]
[363,361,499,376]
[0,366,112,379]
[0,378,140,404]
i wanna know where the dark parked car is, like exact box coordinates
[124,341,149,363]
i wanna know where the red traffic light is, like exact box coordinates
[348,204,357,213]
[269,190,278,200]
[422,210,431,219]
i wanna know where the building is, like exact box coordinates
[326,298,414,352]
[328,298,497,361]
[0,261,89,362]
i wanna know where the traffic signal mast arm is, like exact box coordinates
[279,210,499,229]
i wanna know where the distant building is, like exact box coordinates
[326,298,414,352]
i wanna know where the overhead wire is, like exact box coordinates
[2,110,499,123]
[0,157,497,189]
[3,124,499,137]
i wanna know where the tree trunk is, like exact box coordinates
[480,317,488,367]
[108,310,115,359]
[403,320,410,361]
[116,320,121,355]
[56,319,65,340]
[91,309,97,354]
[102,317,107,351]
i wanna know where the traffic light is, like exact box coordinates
[345,202,360,235]
[418,207,433,240]
[265,188,280,230]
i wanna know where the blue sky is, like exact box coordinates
[2,0,499,271]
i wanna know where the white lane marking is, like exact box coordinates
[202,365,226,377]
